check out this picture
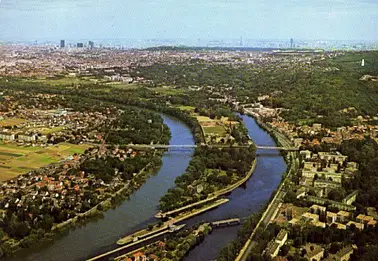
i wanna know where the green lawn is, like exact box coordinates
[150,86,185,95]
[203,126,227,136]
[23,76,94,86]
[36,126,64,135]
[106,82,140,90]
[177,105,196,112]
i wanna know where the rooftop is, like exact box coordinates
[276,229,288,241]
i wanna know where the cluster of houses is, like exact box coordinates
[0,93,118,146]
[0,145,142,228]
[264,149,377,260]
[267,120,378,149]
[294,150,358,207]
[0,43,334,78]
[297,204,376,231]
[103,74,133,83]
[264,227,358,261]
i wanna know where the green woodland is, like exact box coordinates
[159,145,256,212]
[132,51,378,128]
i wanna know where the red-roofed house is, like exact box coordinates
[133,252,147,261]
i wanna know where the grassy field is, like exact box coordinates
[150,86,185,95]
[0,142,91,181]
[196,115,238,124]
[202,126,227,136]
[23,76,144,93]
[23,76,95,86]
[0,118,26,127]
[195,115,238,138]
[196,116,216,122]
[177,105,196,112]
[35,126,64,135]
[105,82,140,90]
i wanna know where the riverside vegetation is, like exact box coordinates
[0,77,256,258]
[0,86,171,257]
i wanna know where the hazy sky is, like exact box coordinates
[0,0,377,41]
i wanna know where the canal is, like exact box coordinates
[182,114,287,260]
[7,114,286,261]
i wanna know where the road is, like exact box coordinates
[235,118,298,261]
[236,188,286,261]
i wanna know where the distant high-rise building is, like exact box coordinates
[290,38,294,48]
[88,41,94,49]
[77,42,84,48]
[60,40,65,48]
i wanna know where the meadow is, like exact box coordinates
[0,118,26,127]
[196,116,237,137]
[0,142,91,181]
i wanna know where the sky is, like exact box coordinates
[0,0,377,42]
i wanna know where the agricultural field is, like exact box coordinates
[0,142,91,181]
[0,118,26,127]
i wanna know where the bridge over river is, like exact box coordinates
[125,144,299,151]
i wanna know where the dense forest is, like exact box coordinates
[132,51,378,128]
[107,108,171,145]
[339,138,378,211]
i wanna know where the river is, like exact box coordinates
[6,114,286,261]
[6,115,194,261]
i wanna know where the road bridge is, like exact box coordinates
[256,146,299,151]
[125,144,298,151]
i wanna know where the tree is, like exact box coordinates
[280,245,290,256]
[360,245,378,261]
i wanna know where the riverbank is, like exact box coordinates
[110,114,270,260]
[4,151,164,258]
[4,114,195,261]
[156,158,257,219]
[116,223,213,261]
[116,198,229,246]
[88,199,228,261]
[6,112,285,261]
[234,114,298,261]
[53,152,163,232]
[182,114,287,261]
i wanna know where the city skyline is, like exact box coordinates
[0,0,377,42]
